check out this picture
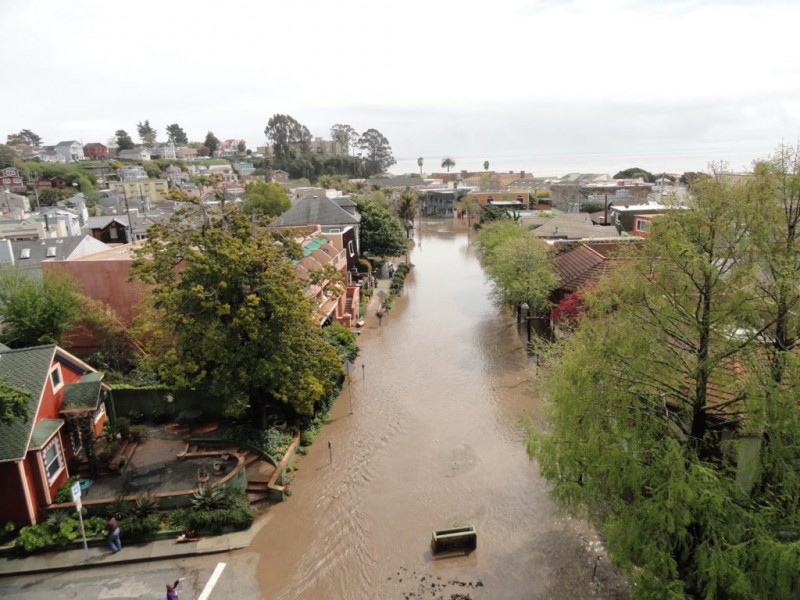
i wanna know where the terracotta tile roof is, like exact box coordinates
[552,245,607,292]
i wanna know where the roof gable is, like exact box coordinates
[0,345,57,462]
[275,196,360,227]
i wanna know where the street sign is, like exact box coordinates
[70,480,89,559]
[70,481,81,503]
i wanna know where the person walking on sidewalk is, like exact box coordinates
[106,515,121,553]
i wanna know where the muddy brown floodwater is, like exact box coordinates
[252,219,627,599]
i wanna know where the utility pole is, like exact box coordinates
[121,184,133,242]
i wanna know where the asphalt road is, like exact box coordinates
[0,550,262,599]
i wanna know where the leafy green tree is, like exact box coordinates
[0,270,83,348]
[203,131,220,156]
[0,144,19,168]
[115,130,135,151]
[241,181,291,217]
[265,114,312,163]
[330,124,358,155]
[579,200,604,213]
[165,123,188,145]
[321,323,359,364]
[441,157,455,172]
[358,129,395,176]
[529,168,800,598]
[36,187,63,206]
[476,225,555,316]
[613,167,655,182]
[483,160,489,171]
[130,208,343,426]
[6,129,42,148]
[0,376,30,423]
[136,120,157,144]
[356,196,407,257]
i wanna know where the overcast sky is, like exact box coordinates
[1,0,798,176]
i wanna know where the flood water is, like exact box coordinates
[252,219,627,599]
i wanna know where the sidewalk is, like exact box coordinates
[0,513,271,578]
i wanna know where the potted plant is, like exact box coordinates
[197,466,209,484]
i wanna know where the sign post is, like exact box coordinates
[70,481,90,560]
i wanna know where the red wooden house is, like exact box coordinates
[0,344,109,526]
[83,143,108,160]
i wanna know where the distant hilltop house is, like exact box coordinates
[54,141,85,163]
[117,148,151,161]
[150,142,176,160]
[82,143,108,160]
[216,139,246,157]
[175,146,198,160]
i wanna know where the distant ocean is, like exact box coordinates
[390,146,773,178]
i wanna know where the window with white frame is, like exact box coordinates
[636,219,650,232]
[94,402,106,423]
[50,365,63,391]
[43,437,64,483]
[348,241,355,257]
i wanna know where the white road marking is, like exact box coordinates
[197,562,227,600]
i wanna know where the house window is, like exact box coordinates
[636,219,650,232]
[19,248,30,259]
[348,241,355,257]
[50,365,63,391]
[109,227,118,240]
[46,246,57,258]
[94,402,106,424]
[43,437,64,483]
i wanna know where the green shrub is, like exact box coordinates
[107,495,134,519]
[121,514,160,542]
[356,258,372,273]
[0,521,16,545]
[54,475,81,503]
[169,506,254,535]
[132,492,159,517]
[15,524,54,553]
[191,486,233,511]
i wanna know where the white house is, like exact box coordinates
[118,148,152,161]
[54,141,85,162]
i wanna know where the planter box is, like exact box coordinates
[431,525,477,555]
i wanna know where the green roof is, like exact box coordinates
[0,345,56,462]
[61,379,102,411]
[29,419,64,449]
[302,237,329,257]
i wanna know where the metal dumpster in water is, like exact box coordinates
[431,525,477,555]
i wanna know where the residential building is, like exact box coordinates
[0,167,25,189]
[34,206,83,237]
[233,162,255,178]
[462,190,531,209]
[118,165,149,181]
[0,236,111,279]
[83,143,108,159]
[84,216,132,244]
[217,139,246,156]
[107,179,169,202]
[117,148,151,161]
[273,195,362,255]
[39,151,66,164]
[0,344,109,525]
[532,213,621,242]
[42,242,148,328]
[175,146,198,160]
[0,189,31,213]
[54,141,85,163]
[150,142,177,160]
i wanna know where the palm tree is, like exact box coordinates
[483,160,490,171]
[396,187,417,238]
[417,157,424,175]
[441,157,455,172]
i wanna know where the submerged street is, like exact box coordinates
[253,218,626,599]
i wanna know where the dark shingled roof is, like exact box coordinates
[274,196,360,227]
[61,372,104,411]
[0,345,57,462]
[29,419,64,449]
